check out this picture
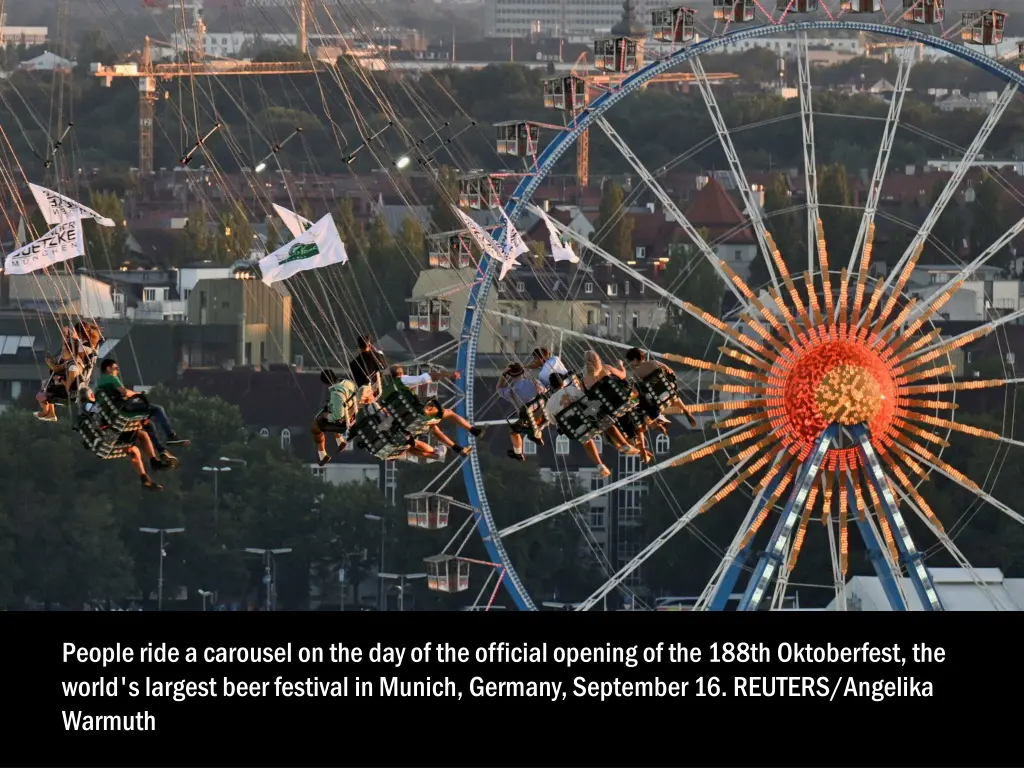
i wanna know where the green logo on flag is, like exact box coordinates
[279,241,319,265]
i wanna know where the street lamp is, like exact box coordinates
[378,572,426,612]
[198,589,213,611]
[365,514,385,611]
[139,527,185,611]
[202,458,246,525]
[245,547,292,611]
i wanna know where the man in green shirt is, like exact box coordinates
[97,359,189,459]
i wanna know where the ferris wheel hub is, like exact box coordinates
[780,340,897,452]
[815,364,884,426]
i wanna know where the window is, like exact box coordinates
[734,250,743,261]
[635,246,646,259]
[183,289,191,301]
[584,282,593,294]
[523,439,537,456]
[639,283,645,294]
[588,508,606,528]
[143,288,156,302]
[517,281,526,292]
[555,435,570,455]
[655,433,670,454]
[592,435,603,454]
[259,428,270,438]
[244,342,252,365]
[624,282,630,295]
[607,284,618,297]
[259,342,266,363]
[310,466,326,481]
[632,311,639,329]
[280,428,291,450]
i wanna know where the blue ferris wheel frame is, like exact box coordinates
[453,19,1024,611]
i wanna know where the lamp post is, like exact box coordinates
[202,457,246,525]
[198,589,213,611]
[139,527,184,611]
[245,547,292,611]
[378,572,426,612]
[364,514,385,611]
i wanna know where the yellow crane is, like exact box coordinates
[94,0,318,174]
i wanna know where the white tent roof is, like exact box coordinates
[826,568,1024,611]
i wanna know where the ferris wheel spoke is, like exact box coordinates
[688,55,784,300]
[695,453,792,611]
[878,81,1018,301]
[590,117,754,313]
[525,202,772,364]
[905,448,1024,530]
[574,452,757,612]
[496,425,750,538]
[796,32,820,275]
[889,481,1009,610]
[847,49,914,280]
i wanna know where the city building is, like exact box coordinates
[483,0,664,42]
[0,13,47,47]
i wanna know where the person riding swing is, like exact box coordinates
[381,364,484,457]
[311,369,358,466]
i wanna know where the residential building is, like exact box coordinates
[684,176,759,282]
[3,273,122,319]
[186,276,292,366]
[906,264,1018,323]
[17,51,73,72]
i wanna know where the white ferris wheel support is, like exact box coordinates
[796,32,820,276]
[846,48,914,277]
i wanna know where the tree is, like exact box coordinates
[397,216,426,265]
[180,208,217,263]
[763,173,804,275]
[818,163,859,267]
[217,203,255,264]
[595,181,634,261]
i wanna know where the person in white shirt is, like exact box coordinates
[527,347,568,388]
[387,364,485,457]
[546,372,610,478]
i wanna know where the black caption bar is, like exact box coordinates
[11,613,1021,766]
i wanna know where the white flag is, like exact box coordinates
[259,213,348,285]
[4,219,85,275]
[451,205,519,281]
[537,208,579,263]
[29,183,115,228]
[497,208,529,280]
[272,203,313,239]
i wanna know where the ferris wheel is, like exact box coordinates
[403,1,1024,611]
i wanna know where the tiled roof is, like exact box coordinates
[684,178,756,244]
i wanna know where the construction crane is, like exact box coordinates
[557,51,738,187]
[96,0,317,174]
